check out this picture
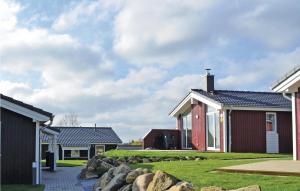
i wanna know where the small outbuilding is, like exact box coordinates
[0,94,57,185]
[273,65,300,160]
[42,126,122,160]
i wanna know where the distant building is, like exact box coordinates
[144,70,293,153]
[42,126,122,160]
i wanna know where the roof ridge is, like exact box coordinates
[53,126,112,128]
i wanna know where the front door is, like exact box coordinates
[206,112,220,150]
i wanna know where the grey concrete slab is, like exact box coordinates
[218,160,300,176]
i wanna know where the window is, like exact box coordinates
[71,150,80,158]
[206,106,220,150]
[181,112,192,149]
[266,113,277,132]
[95,145,105,156]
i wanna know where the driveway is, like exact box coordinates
[42,167,97,191]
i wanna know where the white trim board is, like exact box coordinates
[0,98,50,122]
[169,91,222,117]
[273,70,300,92]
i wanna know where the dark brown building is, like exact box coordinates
[0,94,55,184]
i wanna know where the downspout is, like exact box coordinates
[283,93,292,101]
[39,116,54,182]
[228,109,233,152]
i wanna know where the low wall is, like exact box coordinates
[143,129,181,150]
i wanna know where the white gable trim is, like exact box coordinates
[273,70,300,92]
[41,127,59,136]
[169,91,222,117]
[0,98,50,122]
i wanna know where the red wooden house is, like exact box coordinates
[144,71,293,153]
[273,65,300,160]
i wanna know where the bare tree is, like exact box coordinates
[58,112,80,127]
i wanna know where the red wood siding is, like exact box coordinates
[296,89,300,160]
[143,129,181,149]
[231,110,266,153]
[177,115,183,130]
[277,112,293,153]
[191,102,206,151]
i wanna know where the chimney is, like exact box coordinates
[203,69,214,92]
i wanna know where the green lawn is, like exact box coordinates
[41,160,87,167]
[105,150,291,160]
[132,160,300,191]
[1,185,44,191]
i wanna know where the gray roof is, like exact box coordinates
[192,89,291,109]
[272,65,300,90]
[42,127,122,147]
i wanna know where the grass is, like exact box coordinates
[132,160,300,191]
[1,185,44,191]
[41,160,87,167]
[105,150,291,160]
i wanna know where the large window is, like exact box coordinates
[206,106,220,150]
[181,112,192,149]
[266,113,277,132]
[71,150,80,158]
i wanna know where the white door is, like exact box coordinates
[266,112,279,153]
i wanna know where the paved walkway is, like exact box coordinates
[42,167,96,191]
[218,160,300,176]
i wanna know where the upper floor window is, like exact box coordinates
[266,113,277,132]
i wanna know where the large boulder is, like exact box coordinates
[230,185,261,191]
[201,186,225,191]
[167,182,195,191]
[126,168,146,184]
[119,184,133,191]
[102,173,128,191]
[93,167,115,191]
[81,158,114,179]
[132,173,154,191]
[146,170,177,191]
[114,164,131,176]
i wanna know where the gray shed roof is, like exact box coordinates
[192,89,291,109]
[42,127,122,147]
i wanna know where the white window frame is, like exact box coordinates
[266,112,277,132]
[181,112,192,149]
[95,145,105,156]
[206,111,221,151]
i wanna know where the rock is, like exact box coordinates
[93,167,115,191]
[119,184,133,191]
[230,185,261,191]
[143,158,151,163]
[167,182,195,191]
[201,186,225,191]
[126,168,145,183]
[102,173,127,191]
[114,164,131,176]
[146,170,177,191]
[132,173,154,191]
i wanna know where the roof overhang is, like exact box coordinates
[273,69,300,93]
[41,127,60,136]
[169,91,222,117]
[0,98,52,122]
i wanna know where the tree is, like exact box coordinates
[58,112,80,127]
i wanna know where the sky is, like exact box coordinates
[1,0,300,142]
